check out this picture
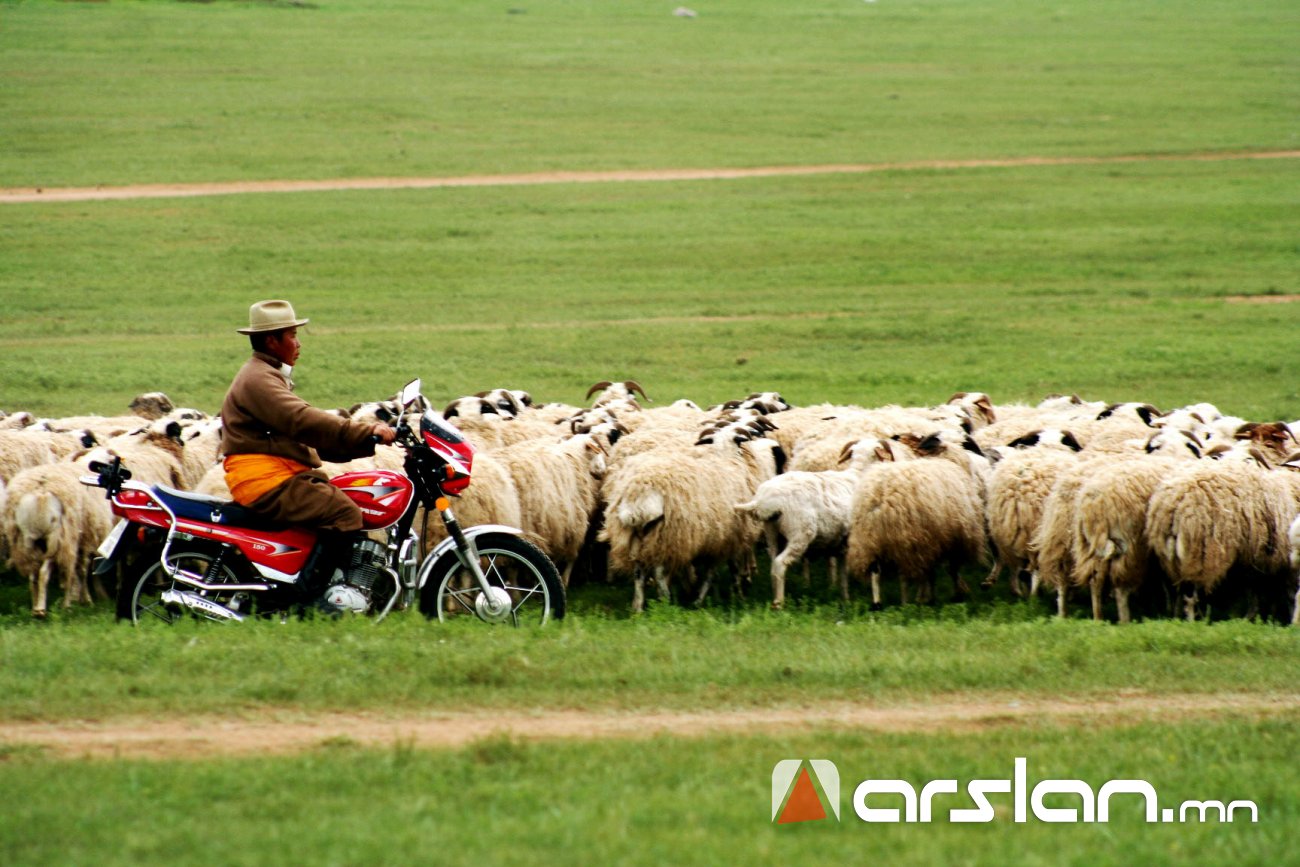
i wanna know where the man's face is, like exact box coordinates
[265,327,301,367]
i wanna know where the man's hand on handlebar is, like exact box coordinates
[370,423,398,445]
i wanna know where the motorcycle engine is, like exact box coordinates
[326,538,388,613]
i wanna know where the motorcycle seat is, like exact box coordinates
[152,485,285,530]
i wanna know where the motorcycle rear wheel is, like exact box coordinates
[117,543,252,625]
[419,533,565,625]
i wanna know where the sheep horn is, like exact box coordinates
[585,381,614,400]
[837,441,858,465]
[624,380,650,401]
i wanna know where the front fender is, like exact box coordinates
[416,524,524,589]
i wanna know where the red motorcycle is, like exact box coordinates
[82,380,564,626]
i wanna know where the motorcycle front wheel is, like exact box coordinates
[117,543,253,625]
[418,533,565,625]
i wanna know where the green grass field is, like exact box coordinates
[2,0,1298,864]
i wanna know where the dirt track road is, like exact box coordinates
[2,692,1293,761]
[2,150,1296,204]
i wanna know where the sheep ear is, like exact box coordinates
[916,433,943,455]
[946,392,969,403]
[893,432,921,449]
[772,444,788,475]
[1008,432,1042,449]
[1137,405,1159,426]
[473,391,491,398]
[480,403,498,415]
[837,441,857,465]
[1096,404,1118,420]
[165,421,184,442]
[586,381,614,399]
[1061,432,1083,452]
[873,443,895,463]
[442,402,460,418]
[80,432,97,448]
[961,436,986,457]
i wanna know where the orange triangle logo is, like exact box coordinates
[778,767,828,824]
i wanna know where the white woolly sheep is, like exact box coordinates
[493,433,608,587]
[599,435,781,611]
[419,450,523,549]
[84,420,188,489]
[983,447,1080,599]
[2,457,113,616]
[845,432,988,608]
[1069,457,1183,623]
[128,391,175,420]
[734,435,916,609]
[1145,458,1296,621]
[1290,513,1300,624]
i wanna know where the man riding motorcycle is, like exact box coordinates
[221,299,397,609]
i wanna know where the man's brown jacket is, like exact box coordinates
[220,352,376,467]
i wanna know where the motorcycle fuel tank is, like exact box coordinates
[331,470,415,530]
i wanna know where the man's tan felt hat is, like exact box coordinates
[237,300,310,335]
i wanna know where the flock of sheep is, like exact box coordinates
[3,382,1300,624]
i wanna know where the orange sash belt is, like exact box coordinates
[223,454,312,506]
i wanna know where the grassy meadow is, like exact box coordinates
[2,0,1299,864]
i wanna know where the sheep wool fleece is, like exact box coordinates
[221,351,378,532]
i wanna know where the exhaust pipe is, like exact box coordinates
[160,589,245,622]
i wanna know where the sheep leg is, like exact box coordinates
[900,580,911,606]
[770,532,813,611]
[632,569,646,614]
[30,562,51,619]
[1115,586,1132,624]
[695,567,714,607]
[655,565,672,602]
[558,560,575,590]
[1182,587,1199,622]
[1291,584,1300,626]
[870,569,883,611]
[1056,585,1067,619]
[831,557,849,606]
[1029,570,1042,598]
[1090,577,1104,622]
[770,556,787,610]
[949,560,970,602]
[1010,568,1030,599]
[981,560,1003,590]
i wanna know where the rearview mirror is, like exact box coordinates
[400,379,423,408]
